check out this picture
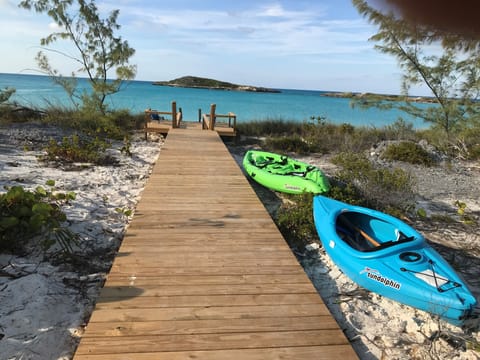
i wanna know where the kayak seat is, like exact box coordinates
[256,156,276,169]
[336,224,373,252]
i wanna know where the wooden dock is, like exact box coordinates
[73,124,358,359]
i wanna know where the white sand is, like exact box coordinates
[0,124,162,359]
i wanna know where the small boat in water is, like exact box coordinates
[313,195,478,326]
[242,150,330,194]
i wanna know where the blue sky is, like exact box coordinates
[0,0,419,94]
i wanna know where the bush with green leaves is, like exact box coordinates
[0,181,77,254]
[332,151,415,213]
[264,135,321,154]
[382,141,435,166]
[42,134,115,165]
[453,127,480,160]
[236,119,305,137]
[40,107,139,140]
[276,193,317,248]
[0,87,15,104]
[238,118,420,155]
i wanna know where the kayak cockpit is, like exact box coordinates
[336,211,415,252]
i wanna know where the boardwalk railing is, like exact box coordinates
[202,103,237,137]
[144,101,182,139]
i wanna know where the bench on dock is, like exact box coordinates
[144,101,182,139]
[202,103,237,137]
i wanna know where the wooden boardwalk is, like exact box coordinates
[73,124,358,359]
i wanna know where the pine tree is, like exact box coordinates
[352,0,480,136]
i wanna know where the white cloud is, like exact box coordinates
[48,22,63,31]
[260,3,289,17]
[117,2,375,61]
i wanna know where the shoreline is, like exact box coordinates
[321,91,438,104]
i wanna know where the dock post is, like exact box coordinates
[171,101,177,128]
[209,104,216,130]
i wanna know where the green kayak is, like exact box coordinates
[242,150,330,194]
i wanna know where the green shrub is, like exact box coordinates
[264,135,320,154]
[302,121,391,154]
[276,193,317,248]
[382,141,435,166]
[332,151,415,213]
[327,183,368,207]
[42,134,115,165]
[0,182,77,253]
[41,107,138,140]
[454,126,480,160]
[236,119,304,137]
[237,118,422,155]
[0,87,15,104]
[383,118,417,140]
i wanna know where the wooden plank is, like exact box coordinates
[109,256,301,267]
[108,265,304,276]
[80,316,337,337]
[74,345,358,360]
[97,283,318,298]
[93,293,324,309]
[75,329,350,355]
[87,304,331,323]
[104,274,310,286]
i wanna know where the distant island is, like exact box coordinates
[153,76,281,93]
[321,91,437,103]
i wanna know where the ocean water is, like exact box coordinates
[1,72,428,128]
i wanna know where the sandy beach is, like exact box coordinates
[0,123,162,359]
[0,123,479,359]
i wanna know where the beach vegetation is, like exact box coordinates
[0,87,46,124]
[381,141,435,166]
[19,0,137,114]
[353,0,480,140]
[115,207,133,218]
[238,118,420,155]
[0,181,78,254]
[237,119,305,137]
[0,87,15,104]
[331,151,415,213]
[42,134,116,166]
[454,200,477,226]
[238,112,478,162]
[276,193,317,247]
[40,106,142,139]
[264,135,320,154]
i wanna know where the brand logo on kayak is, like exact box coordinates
[361,267,401,290]
[284,184,301,191]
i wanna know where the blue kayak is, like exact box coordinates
[313,195,477,326]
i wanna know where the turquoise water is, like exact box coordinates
[1,72,428,128]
